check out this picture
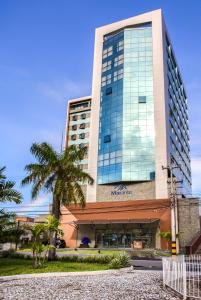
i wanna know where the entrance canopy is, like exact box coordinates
[74,218,159,225]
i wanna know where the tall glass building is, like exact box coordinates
[66,9,192,203]
[64,10,198,251]
[98,24,155,184]
[86,9,192,202]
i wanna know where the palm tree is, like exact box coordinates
[21,142,93,259]
[0,166,22,203]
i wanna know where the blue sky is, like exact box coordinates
[1,1,201,214]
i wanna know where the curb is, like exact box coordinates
[0,269,123,281]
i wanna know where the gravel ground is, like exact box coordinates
[0,269,180,300]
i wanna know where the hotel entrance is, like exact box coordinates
[96,231,132,248]
[62,199,171,250]
[94,220,159,249]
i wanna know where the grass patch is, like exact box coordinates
[18,249,124,255]
[0,258,109,276]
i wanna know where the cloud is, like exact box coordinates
[36,78,90,103]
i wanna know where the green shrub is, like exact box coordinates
[57,254,115,265]
[0,250,32,260]
[9,252,32,260]
[109,253,130,269]
[57,255,79,263]
[81,255,115,264]
[0,250,13,258]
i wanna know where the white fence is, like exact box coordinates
[163,255,201,299]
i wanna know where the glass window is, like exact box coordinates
[81,113,86,119]
[114,68,123,81]
[139,96,146,103]
[103,46,113,59]
[71,135,76,141]
[79,143,85,149]
[117,40,124,52]
[102,60,112,72]
[104,135,111,143]
[101,74,112,86]
[79,133,85,139]
[114,54,124,67]
[72,115,78,121]
[79,123,85,129]
[106,87,112,95]
[72,125,77,130]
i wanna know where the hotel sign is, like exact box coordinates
[111,184,132,196]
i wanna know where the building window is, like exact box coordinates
[101,74,112,87]
[72,125,77,131]
[79,133,85,139]
[105,87,112,95]
[114,68,123,81]
[72,115,78,121]
[71,102,89,111]
[79,123,86,129]
[117,40,124,52]
[150,171,155,180]
[114,54,124,67]
[102,60,112,72]
[71,135,76,141]
[139,96,146,103]
[104,135,111,143]
[81,113,86,119]
[103,46,113,59]
[79,143,85,149]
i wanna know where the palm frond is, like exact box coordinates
[0,181,22,204]
[30,142,58,165]
[0,166,6,180]
[0,167,22,204]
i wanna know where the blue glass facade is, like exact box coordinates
[97,24,155,184]
[165,34,192,195]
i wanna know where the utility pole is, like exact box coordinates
[162,164,180,256]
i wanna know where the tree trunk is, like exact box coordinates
[48,195,60,261]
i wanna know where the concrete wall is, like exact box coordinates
[178,198,200,250]
[96,182,155,202]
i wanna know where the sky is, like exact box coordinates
[0,0,201,215]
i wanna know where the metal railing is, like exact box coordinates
[163,255,201,299]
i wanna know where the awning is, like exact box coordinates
[73,218,159,225]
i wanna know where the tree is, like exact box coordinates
[0,210,26,247]
[0,166,22,203]
[0,166,23,248]
[22,143,93,259]
[31,215,63,268]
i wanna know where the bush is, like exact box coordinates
[0,249,32,260]
[57,255,79,263]
[57,254,115,265]
[0,250,14,258]
[2,251,130,269]
[109,253,130,269]
[81,255,115,264]
[9,252,32,260]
